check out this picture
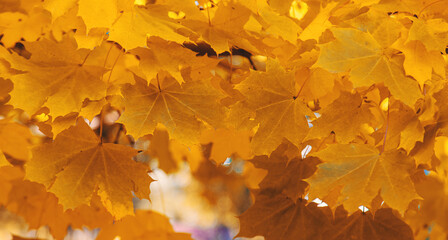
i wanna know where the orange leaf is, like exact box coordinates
[26,118,152,219]
[308,144,420,213]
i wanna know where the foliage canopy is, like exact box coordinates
[0,0,448,239]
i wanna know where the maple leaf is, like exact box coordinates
[305,91,373,143]
[408,18,448,53]
[84,41,138,88]
[314,28,422,106]
[181,2,254,53]
[26,118,152,219]
[399,40,445,86]
[0,5,51,48]
[250,142,319,201]
[294,67,336,104]
[4,179,68,239]
[96,210,192,240]
[308,143,420,213]
[325,206,414,240]
[0,38,107,117]
[118,75,227,144]
[346,9,403,48]
[5,180,114,239]
[0,164,115,239]
[238,191,332,240]
[108,4,190,50]
[236,58,312,155]
[372,101,424,152]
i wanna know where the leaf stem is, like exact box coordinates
[313,132,334,154]
[156,74,161,91]
[80,51,92,66]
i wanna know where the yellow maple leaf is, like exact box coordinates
[0,6,51,48]
[314,28,422,106]
[0,38,107,117]
[375,100,424,152]
[182,1,255,53]
[26,118,152,219]
[408,18,448,53]
[236,58,312,155]
[308,143,420,214]
[119,75,227,144]
[305,91,373,143]
[400,40,445,86]
[0,165,114,239]
[109,4,189,50]
[5,180,112,239]
[84,41,138,88]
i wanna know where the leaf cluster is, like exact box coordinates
[0,0,447,239]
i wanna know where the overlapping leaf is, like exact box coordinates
[236,59,312,155]
[315,28,422,106]
[26,119,152,219]
[238,191,332,240]
[119,75,227,144]
[0,38,107,117]
[308,143,420,213]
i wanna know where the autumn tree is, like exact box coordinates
[0,0,447,239]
